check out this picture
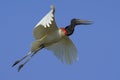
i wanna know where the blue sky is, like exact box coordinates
[0,0,120,80]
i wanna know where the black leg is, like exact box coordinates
[17,45,44,71]
[18,52,36,72]
[12,52,32,67]
[15,44,45,71]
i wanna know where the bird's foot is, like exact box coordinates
[18,64,24,72]
[12,60,20,67]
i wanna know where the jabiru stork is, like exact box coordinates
[12,5,92,71]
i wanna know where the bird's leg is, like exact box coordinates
[18,52,36,72]
[18,44,45,71]
[12,52,32,67]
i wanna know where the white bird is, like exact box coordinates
[12,5,92,71]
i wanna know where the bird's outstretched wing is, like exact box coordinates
[33,5,58,40]
[46,36,78,64]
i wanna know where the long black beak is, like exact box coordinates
[71,19,93,25]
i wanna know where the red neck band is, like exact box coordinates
[60,28,67,35]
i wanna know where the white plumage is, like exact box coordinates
[12,5,80,71]
[46,36,78,64]
[35,7,54,28]
[32,5,78,64]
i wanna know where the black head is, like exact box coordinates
[65,18,92,36]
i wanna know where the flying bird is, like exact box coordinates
[12,5,92,71]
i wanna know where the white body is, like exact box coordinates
[31,5,78,64]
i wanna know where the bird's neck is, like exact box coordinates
[60,25,75,36]
[60,28,67,35]
[65,25,75,36]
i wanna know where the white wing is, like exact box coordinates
[33,5,58,40]
[46,36,78,64]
